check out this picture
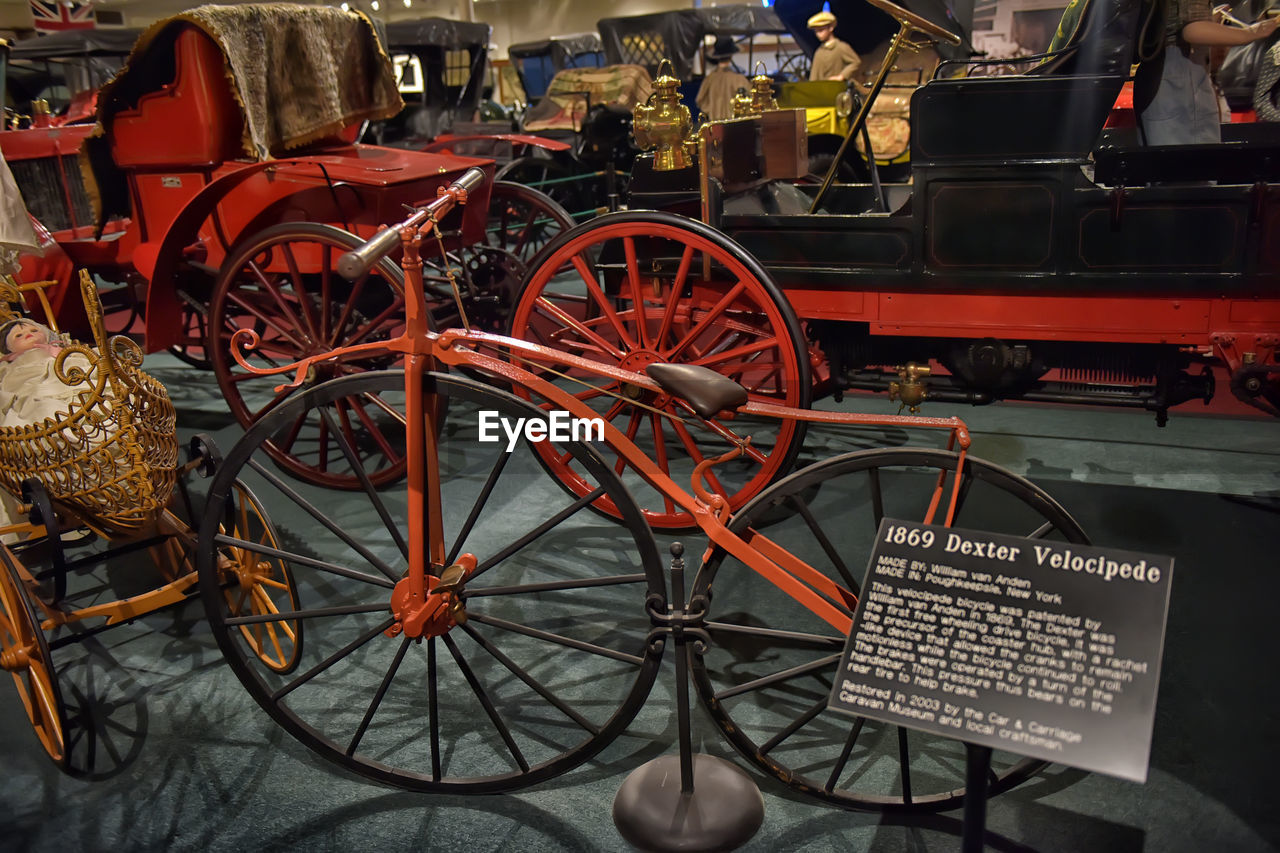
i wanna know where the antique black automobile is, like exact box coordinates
[505,0,1280,535]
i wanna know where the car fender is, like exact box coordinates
[420,133,571,155]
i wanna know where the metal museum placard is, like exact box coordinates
[829,519,1174,782]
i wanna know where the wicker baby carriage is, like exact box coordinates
[0,270,178,534]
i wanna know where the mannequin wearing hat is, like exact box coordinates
[697,36,751,122]
[807,10,861,82]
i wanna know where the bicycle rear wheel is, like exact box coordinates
[691,448,1088,811]
[508,211,811,530]
[197,369,665,792]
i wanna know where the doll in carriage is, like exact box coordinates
[0,268,178,537]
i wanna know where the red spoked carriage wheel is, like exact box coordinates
[207,223,412,490]
[507,211,811,529]
[207,186,575,490]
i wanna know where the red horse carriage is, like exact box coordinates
[1,6,575,485]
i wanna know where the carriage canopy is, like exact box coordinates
[379,16,491,140]
[508,33,604,100]
[6,28,141,117]
[381,17,490,111]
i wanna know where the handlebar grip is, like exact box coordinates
[337,226,402,281]
[451,166,487,196]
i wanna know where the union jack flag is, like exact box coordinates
[29,1,96,33]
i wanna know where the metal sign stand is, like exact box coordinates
[613,543,765,852]
[962,743,993,853]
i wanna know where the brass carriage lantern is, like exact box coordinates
[632,59,693,171]
[732,63,778,118]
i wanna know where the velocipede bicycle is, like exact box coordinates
[196,168,1088,811]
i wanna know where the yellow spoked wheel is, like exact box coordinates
[0,547,67,768]
[219,481,303,674]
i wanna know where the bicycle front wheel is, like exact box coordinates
[197,370,665,792]
[691,448,1088,811]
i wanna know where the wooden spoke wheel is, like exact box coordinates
[196,370,664,792]
[508,211,811,529]
[0,547,67,769]
[690,448,1088,811]
[207,223,410,489]
[484,181,574,264]
[216,481,303,674]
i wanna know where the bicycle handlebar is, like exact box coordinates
[337,166,487,280]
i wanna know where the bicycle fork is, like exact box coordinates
[384,226,475,641]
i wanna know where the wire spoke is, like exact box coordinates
[346,635,412,756]
[447,446,513,566]
[869,467,885,529]
[460,622,600,735]
[898,727,913,804]
[824,717,868,793]
[428,639,441,781]
[466,573,648,598]
[759,695,829,755]
[215,533,395,589]
[470,486,607,579]
[442,633,529,773]
[785,494,860,594]
[702,620,844,647]
[245,457,402,581]
[224,602,389,626]
[271,618,395,701]
[318,406,408,559]
[466,612,645,665]
[713,653,841,701]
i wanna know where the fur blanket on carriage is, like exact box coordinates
[523,65,654,132]
[102,3,401,158]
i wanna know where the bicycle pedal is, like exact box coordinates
[449,597,468,625]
